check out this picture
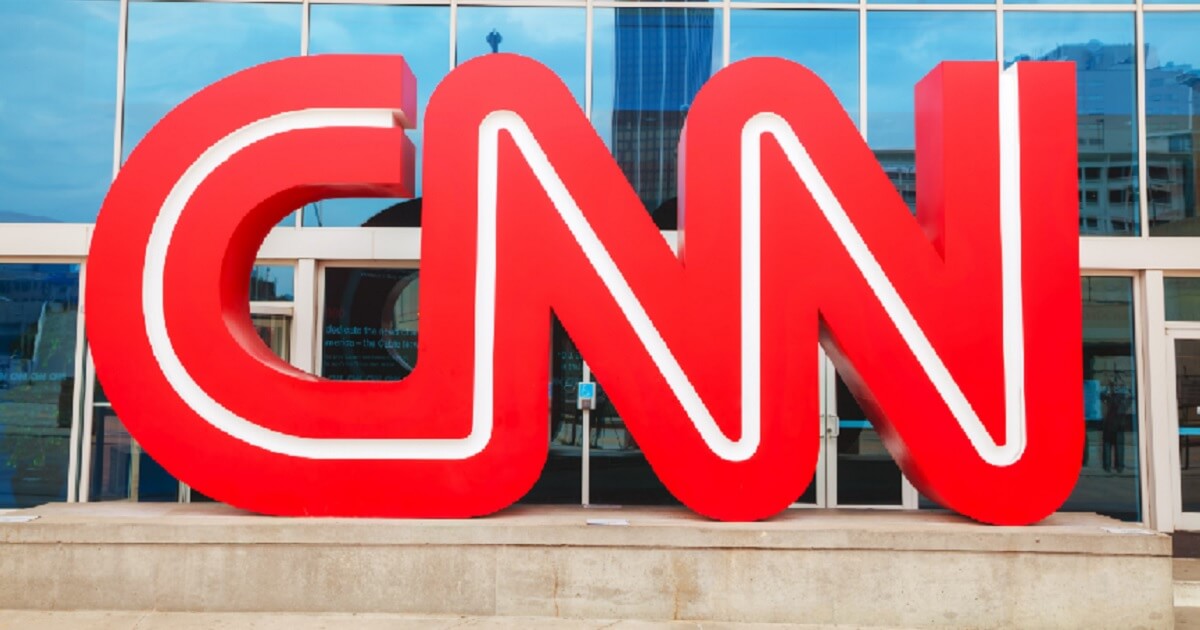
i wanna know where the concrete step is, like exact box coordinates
[1177,559,1200,607]
[1177,607,1200,629]
[0,504,1174,629]
[0,611,886,629]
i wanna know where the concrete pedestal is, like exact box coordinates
[0,503,1173,628]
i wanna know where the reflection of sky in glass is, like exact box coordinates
[1143,14,1200,235]
[122,2,301,161]
[867,12,995,149]
[873,0,988,6]
[305,5,450,227]
[1010,0,1127,7]
[456,7,586,107]
[0,0,118,223]
[1006,12,1139,236]
[1145,14,1200,85]
[730,10,858,126]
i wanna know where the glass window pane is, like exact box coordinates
[868,12,996,214]
[321,268,419,381]
[1008,0,1128,7]
[592,7,722,227]
[731,10,858,125]
[456,7,586,107]
[872,0,990,5]
[1145,14,1200,235]
[521,318,584,504]
[88,409,178,502]
[1165,277,1200,321]
[0,0,119,223]
[250,265,294,302]
[304,4,450,227]
[1176,339,1200,512]
[1074,277,1140,521]
[1005,13,1139,236]
[835,373,903,506]
[0,264,80,507]
[123,1,302,160]
[252,314,291,364]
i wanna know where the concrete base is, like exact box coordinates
[0,504,1174,628]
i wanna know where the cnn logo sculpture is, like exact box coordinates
[86,54,1081,525]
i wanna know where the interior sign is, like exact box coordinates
[86,54,1081,525]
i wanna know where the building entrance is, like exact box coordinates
[793,352,914,509]
[1168,331,1200,529]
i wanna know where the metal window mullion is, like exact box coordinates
[111,0,130,179]
[581,363,591,505]
[723,0,732,68]
[1135,5,1150,237]
[1142,270,1175,530]
[858,0,866,140]
[292,259,318,374]
[585,0,594,120]
[65,261,88,503]
[301,0,310,57]
[1131,271,1154,527]
[450,0,459,69]
[996,0,1005,65]
[78,351,97,503]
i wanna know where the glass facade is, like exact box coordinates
[1005,13,1140,236]
[303,4,450,227]
[0,1,118,223]
[0,264,79,508]
[1144,15,1200,236]
[4,0,1200,527]
[1077,277,1140,520]
[869,12,995,213]
[593,7,721,224]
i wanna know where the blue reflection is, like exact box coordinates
[868,12,995,149]
[456,7,586,107]
[730,10,858,125]
[0,0,118,223]
[868,12,994,212]
[0,264,80,508]
[1006,13,1139,235]
[1144,14,1200,235]
[1010,0,1127,8]
[250,265,294,302]
[123,2,302,161]
[592,8,722,220]
[305,4,450,227]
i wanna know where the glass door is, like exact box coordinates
[1169,331,1200,529]
[803,352,912,509]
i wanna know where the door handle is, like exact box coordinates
[822,413,840,438]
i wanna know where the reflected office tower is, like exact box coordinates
[1029,41,1141,235]
[612,7,714,217]
[1034,40,1200,235]
[1144,45,1200,235]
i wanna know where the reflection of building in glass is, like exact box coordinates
[1145,49,1200,234]
[0,264,79,384]
[881,41,1200,236]
[1028,42,1140,236]
[876,151,917,213]
[0,263,79,509]
[612,8,714,216]
[1028,41,1199,235]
